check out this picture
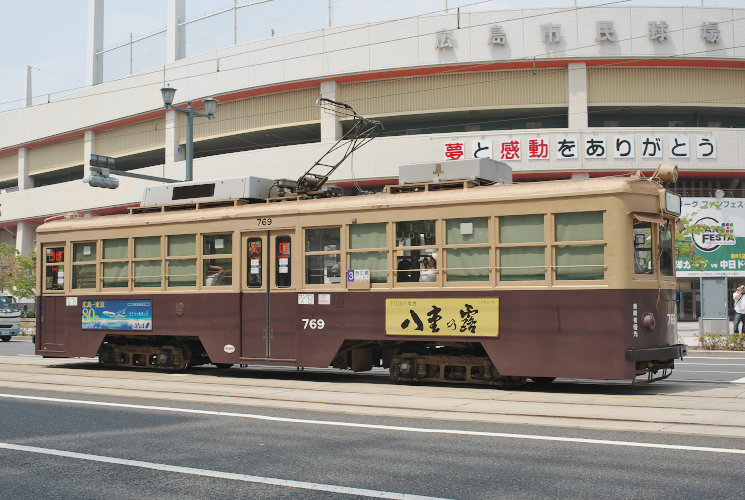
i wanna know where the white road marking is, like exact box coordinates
[0,442,445,500]
[732,377,745,384]
[2,393,745,455]
[676,370,745,374]
[680,362,745,366]
[684,357,745,361]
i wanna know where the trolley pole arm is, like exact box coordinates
[293,99,383,195]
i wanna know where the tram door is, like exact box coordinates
[240,231,297,361]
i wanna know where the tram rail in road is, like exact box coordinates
[3,343,745,439]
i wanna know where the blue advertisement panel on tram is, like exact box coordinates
[81,300,153,331]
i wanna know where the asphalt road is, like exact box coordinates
[1,387,745,499]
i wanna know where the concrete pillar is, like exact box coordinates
[320,80,342,142]
[83,130,95,178]
[567,62,588,130]
[18,148,33,190]
[15,222,35,258]
[167,0,186,63]
[85,0,104,86]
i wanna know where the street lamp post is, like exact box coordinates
[160,86,219,181]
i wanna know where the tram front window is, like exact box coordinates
[659,221,674,277]
[633,221,654,274]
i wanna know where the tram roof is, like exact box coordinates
[38,175,661,234]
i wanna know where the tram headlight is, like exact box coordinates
[641,312,656,332]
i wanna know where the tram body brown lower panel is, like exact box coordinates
[37,288,676,380]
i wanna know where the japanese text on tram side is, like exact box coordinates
[385,298,499,338]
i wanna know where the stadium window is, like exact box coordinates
[445,217,490,282]
[203,234,233,287]
[167,234,197,287]
[305,228,340,285]
[72,242,97,289]
[554,211,605,280]
[43,245,65,291]
[134,236,162,288]
[498,214,546,281]
[102,238,129,288]
[348,223,388,284]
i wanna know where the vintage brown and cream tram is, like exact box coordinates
[35,161,685,385]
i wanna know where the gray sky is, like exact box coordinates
[0,0,741,114]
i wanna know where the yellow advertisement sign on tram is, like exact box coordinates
[385,298,499,337]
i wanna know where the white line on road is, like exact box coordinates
[0,442,446,500]
[2,393,745,455]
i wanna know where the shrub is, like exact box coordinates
[22,310,35,318]
[727,333,745,351]
[699,333,745,351]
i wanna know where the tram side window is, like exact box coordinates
[44,246,65,291]
[247,237,263,288]
[276,235,292,288]
[203,234,233,286]
[633,221,654,274]
[555,212,605,280]
[102,238,129,288]
[659,221,674,277]
[446,217,490,282]
[305,228,341,285]
[499,214,546,281]
[349,223,388,284]
[395,220,436,283]
[72,242,97,289]
[134,236,162,288]
[167,234,197,287]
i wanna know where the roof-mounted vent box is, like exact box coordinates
[398,158,512,185]
[140,176,275,207]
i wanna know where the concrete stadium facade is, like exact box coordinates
[1,3,744,319]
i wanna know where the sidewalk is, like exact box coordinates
[677,320,745,355]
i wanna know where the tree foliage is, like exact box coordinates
[0,243,35,299]
[676,213,726,272]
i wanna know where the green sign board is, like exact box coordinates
[677,198,745,277]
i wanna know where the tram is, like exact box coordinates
[35,160,685,385]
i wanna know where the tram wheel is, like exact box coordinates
[530,377,556,384]
[213,363,233,369]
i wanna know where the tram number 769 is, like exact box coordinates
[302,318,325,330]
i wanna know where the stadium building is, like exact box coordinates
[1,1,744,319]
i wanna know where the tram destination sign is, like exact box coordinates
[81,299,153,331]
[677,198,745,278]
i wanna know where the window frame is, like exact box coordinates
[347,222,390,286]
[42,243,67,293]
[101,238,131,289]
[166,234,198,289]
[393,219,440,286]
[552,211,607,282]
[443,217,492,286]
[71,241,98,290]
[496,213,548,285]
[202,232,234,289]
[303,226,343,287]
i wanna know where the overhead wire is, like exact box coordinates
[4,0,744,160]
